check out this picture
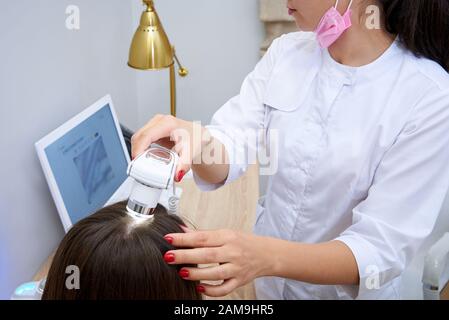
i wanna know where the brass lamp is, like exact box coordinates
[128,0,188,117]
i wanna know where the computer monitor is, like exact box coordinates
[35,95,131,232]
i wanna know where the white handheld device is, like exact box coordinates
[126,144,179,218]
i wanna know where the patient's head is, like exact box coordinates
[42,202,201,300]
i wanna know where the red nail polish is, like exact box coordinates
[179,269,189,278]
[176,170,185,183]
[196,285,206,293]
[164,252,175,263]
[164,236,173,245]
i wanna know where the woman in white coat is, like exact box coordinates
[131,0,449,299]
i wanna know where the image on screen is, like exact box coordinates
[45,104,128,225]
[73,135,115,204]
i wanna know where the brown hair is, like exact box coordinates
[380,0,449,71]
[42,202,201,300]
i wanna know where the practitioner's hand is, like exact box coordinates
[163,229,274,297]
[131,115,208,182]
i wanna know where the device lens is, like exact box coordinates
[147,147,172,164]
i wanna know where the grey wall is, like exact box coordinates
[0,0,139,299]
[0,0,264,299]
[132,0,264,126]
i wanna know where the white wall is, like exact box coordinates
[0,0,264,299]
[0,0,139,299]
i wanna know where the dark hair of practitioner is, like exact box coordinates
[42,202,202,300]
[380,0,449,71]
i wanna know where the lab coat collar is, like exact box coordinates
[321,38,403,85]
[263,37,402,112]
[263,42,321,112]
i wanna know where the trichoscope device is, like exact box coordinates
[126,144,179,219]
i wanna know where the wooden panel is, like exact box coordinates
[441,282,449,300]
[178,165,259,232]
[178,165,259,300]
[259,0,297,55]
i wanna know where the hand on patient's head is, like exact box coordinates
[42,202,201,300]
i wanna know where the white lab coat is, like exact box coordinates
[194,32,449,299]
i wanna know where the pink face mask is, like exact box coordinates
[315,0,353,49]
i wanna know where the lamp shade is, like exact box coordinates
[128,0,174,70]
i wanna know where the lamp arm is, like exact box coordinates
[169,64,176,117]
[169,47,188,117]
[173,49,188,77]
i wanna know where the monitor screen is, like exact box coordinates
[44,104,128,225]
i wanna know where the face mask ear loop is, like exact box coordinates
[347,0,354,12]
[335,0,340,9]
[343,0,354,27]
[336,0,354,12]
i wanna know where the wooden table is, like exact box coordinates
[34,165,259,300]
